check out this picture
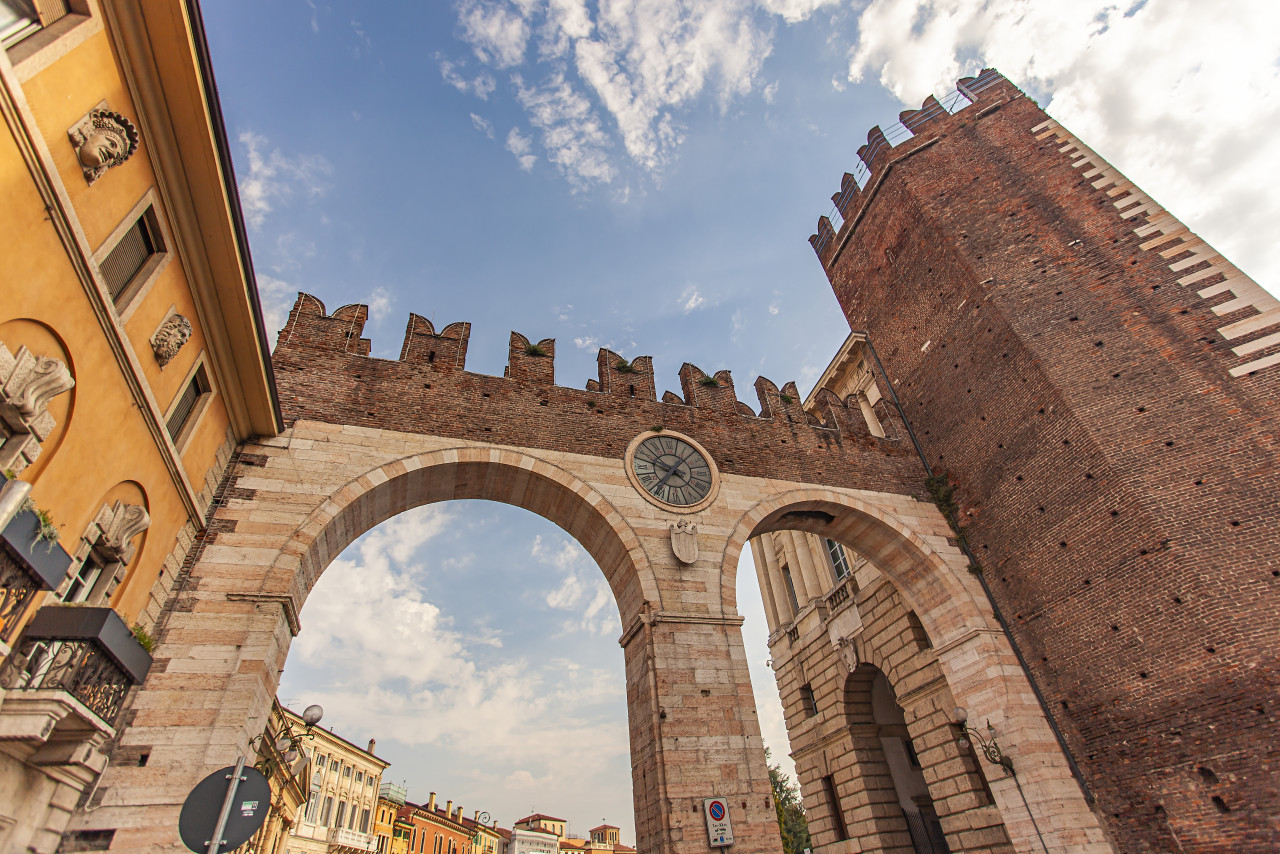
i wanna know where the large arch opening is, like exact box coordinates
[279,498,637,847]
[250,449,657,849]
[726,491,1099,854]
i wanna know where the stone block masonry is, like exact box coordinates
[813,67,1280,851]
[76,290,1108,854]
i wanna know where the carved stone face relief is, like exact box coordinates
[0,342,75,474]
[68,109,139,184]
[151,314,192,367]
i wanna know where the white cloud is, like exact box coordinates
[290,508,628,784]
[573,335,599,349]
[757,0,840,24]
[471,112,496,138]
[438,55,498,99]
[506,127,538,171]
[531,534,618,637]
[457,0,532,68]
[762,80,779,104]
[237,131,332,229]
[447,0,839,189]
[255,274,295,348]
[846,0,1280,291]
[367,287,393,323]
[513,73,615,188]
[681,284,705,313]
[768,303,779,315]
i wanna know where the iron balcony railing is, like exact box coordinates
[0,507,72,644]
[0,604,152,725]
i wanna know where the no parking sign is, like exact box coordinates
[702,798,734,847]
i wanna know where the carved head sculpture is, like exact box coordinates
[151,314,192,368]
[70,109,139,184]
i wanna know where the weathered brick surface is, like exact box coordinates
[270,293,927,498]
[815,70,1280,851]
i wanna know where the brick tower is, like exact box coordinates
[810,69,1280,850]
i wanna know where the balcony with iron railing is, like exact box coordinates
[0,506,72,650]
[0,602,153,727]
[330,826,378,852]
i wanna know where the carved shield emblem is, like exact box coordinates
[670,521,698,565]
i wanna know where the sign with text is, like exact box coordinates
[702,798,734,847]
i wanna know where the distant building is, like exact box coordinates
[289,718,389,853]
[400,793,475,854]
[374,781,409,854]
[513,814,567,839]
[242,700,314,854]
[508,825,560,854]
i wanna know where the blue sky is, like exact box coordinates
[202,0,1280,843]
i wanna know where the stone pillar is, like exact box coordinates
[622,612,781,854]
[760,533,795,621]
[749,538,781,633]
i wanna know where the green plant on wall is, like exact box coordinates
[698,376,720,387]
[615,359,639,374]
[524,343,549,357]
[34,508,59,548]
[131,623,157,653]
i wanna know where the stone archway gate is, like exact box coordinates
[89,295,1110,853]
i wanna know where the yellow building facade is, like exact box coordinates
[288,715,389,853]
[0,0,278,850]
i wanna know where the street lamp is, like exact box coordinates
[472,811,492,854]
[951,706,1014,775]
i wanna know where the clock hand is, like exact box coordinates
[655,451,696,488]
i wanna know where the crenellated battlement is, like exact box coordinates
[274,293,895,446]
[810,67,1020,266]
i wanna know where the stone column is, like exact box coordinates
[749,538,781,633]
[760,535,796,621]
[622,612,782,854]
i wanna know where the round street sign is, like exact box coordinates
[179,764,272,853]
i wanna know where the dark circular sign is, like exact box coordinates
[708,801,725,821]
[179,764,272,853]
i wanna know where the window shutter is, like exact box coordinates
[167,366,209,441]
[101,218,155,301]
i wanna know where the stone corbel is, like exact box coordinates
[92,500,150,567]
[0,343,75,474]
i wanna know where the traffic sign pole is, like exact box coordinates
[206,755,246,854]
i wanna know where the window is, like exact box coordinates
[335,801,347,829]
[800,683,818,718]
[0,0,70,48]
[99,206,165,309]
[824,538,852,582]
[320,796,334,826]
[821,775,849,841]
[781,563,800,613]
[166,364,211,446]
[61,553,105,603]
[356,771,363,783]
[360,808,371,832]
[343,765,352,778]
[330,758,339,771]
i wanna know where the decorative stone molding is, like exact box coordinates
[669,520,698,564]
[150,314,192,368]
[91,500,150,567]
[0,342,75,473]
[68,108,139,185]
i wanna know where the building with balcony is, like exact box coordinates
[290,717,388,853]
[0,0,279,850]
[749,334,991,854]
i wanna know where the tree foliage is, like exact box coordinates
[767,748,810,854]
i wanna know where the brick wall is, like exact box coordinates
[815,70,1280,851]
[271,293,927,500]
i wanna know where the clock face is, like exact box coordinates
[632,435,714,507]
